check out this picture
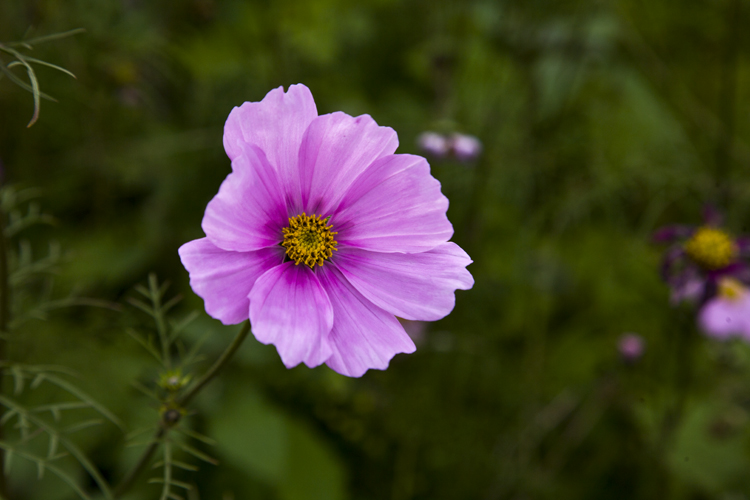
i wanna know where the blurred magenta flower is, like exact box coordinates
[449,133,483,162]
[417,131,450,158]
[654,207,750,305]
[618,333,645,363]
[180,84,474,377]
[699,278,750,340]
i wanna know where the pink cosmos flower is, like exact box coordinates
[179,84,474,377]
[699,278,750,341]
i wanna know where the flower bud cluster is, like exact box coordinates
[417,131,482,162]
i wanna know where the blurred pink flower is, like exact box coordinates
[655,206,750,306]
[618,333,645,363]
[449,133,482,162]
[180,84,474,377]
[417,131,450,157]
[699,278,750,340]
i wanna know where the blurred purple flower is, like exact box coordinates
[699,278,750,340]
[449,133,482,162]
[618,333,645,363]
[655,207,750,305]
[180,84,474,377]
[417,131,449,158]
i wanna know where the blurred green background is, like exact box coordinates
[3,0,750,498]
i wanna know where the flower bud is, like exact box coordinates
[450,133,482,162]
[417,132,449,157]
[618,333,645,364]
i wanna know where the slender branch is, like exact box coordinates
[113,426,165,498]
[149,275,171,370]
[0,203,9,499]
[177,321,250,407]
[113,321,250,498]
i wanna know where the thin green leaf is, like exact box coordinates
[134,283,151,299]
[126,327,163,363]
[150,478,193,490]
[0,395,113,500]
[42,374,124,430]
[65,419,103,434]
[168,310,198,344]
[4,448,13,474]
[172,441,219,466]
[153,460,199,472]
[128,297,157,317]
[0,409,16,425]
[32,401,90,415]
[175,427,216,446]
[48,433,59,460]
[0,60,58,101]
[6,53,42,127]
[130,380,160,401]
[11,365,24,394]
[17,28,86,46]
[161,293,182,315]
[22,56,76,78]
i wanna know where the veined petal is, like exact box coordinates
[249,262,333,368]
[334,243,473,321]
[223,84,317,211]
[317,266,415,377]
[203,144,287,252]
[333,154,453,253]
[178,238,284,325]
[298,112,398,215]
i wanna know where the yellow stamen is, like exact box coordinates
[281,213,338,268]
[684,227,737,270]
[718,278,746,301]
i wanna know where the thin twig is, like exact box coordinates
[0,202,9,498]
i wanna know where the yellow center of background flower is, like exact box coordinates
[683,227,737,270]
[718,277,745,301]
[282,213,338,268]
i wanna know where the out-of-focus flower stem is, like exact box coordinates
[656,309,696,496]
[0,204,10,500]
[113,321,251,498]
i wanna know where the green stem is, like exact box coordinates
[0,204,9,500]
[149,275,171,370]
[177,321,250,407]
[113,321,250,498]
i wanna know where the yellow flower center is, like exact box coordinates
[718,278,746,301]
[684,227,737,270]
[281,213,338,268]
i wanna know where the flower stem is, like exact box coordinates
[177,321,250,407]
[113,321,250,498]
[0,204,10,500]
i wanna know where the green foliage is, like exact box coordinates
[3,0,750,499]
[0,28,83,127]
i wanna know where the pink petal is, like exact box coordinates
[699,295,750,340]
[223,84,317,212]
[202,144,288,252]
[249,262,333,368]
[334,242,473,321]
[333,154,453,253]
[316,266,415,377]
[179,238,284,325]
[298,112,398,216]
